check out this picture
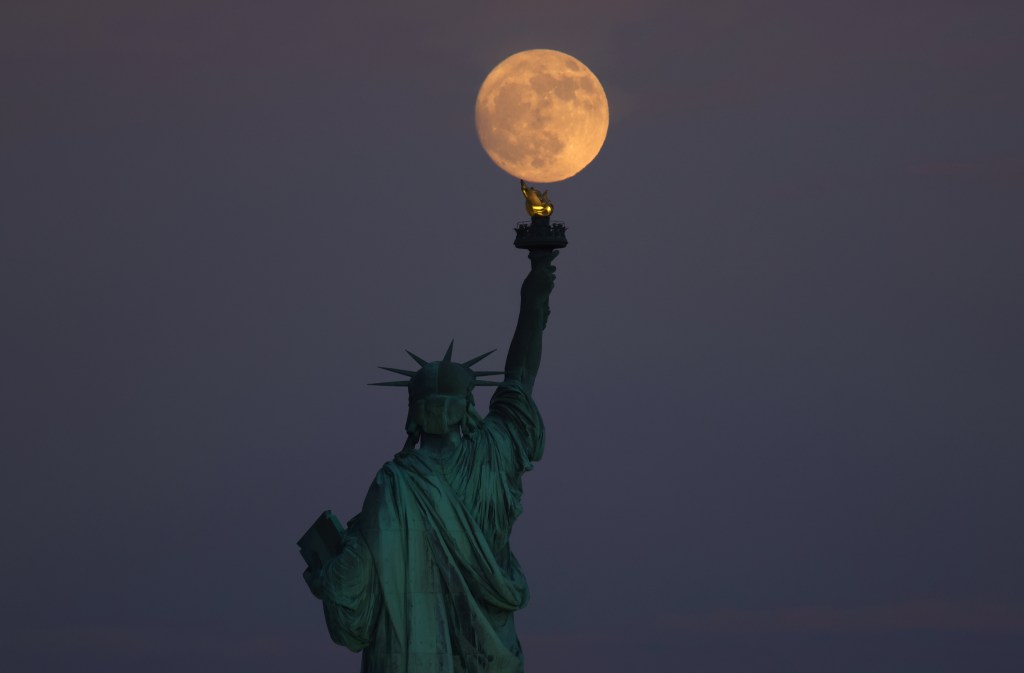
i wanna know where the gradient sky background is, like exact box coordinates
[2,2,1023,672]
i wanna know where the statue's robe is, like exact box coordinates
[320,382,544,673]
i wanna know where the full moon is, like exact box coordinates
[475,49,609,183]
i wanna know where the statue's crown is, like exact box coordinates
[370,341,504,400]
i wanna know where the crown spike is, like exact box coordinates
[379,366,417,377]
[462,349,497,367]
[442,340,454,362]
[471,370,506,377]
[406,350,428,367]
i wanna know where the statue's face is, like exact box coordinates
[414,394,468,435]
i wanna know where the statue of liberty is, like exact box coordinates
[300,187,560,673]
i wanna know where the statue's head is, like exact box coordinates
[371,342,502,438]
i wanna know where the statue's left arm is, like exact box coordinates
[503,250,557,396]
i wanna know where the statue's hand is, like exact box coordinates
[507,250,557,388]
[523,250,557,298]
[529,249,558,270]
[303,566,325,600]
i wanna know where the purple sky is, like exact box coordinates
[2,2,1023,671]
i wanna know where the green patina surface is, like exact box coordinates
[301,228,559,673]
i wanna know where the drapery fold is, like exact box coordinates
[320,382,544,673]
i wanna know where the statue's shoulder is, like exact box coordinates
[385,449,444,481]
[486,380,539,417]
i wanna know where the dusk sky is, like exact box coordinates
[2,2,1023,672]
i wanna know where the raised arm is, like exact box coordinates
[504,250,558,395]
